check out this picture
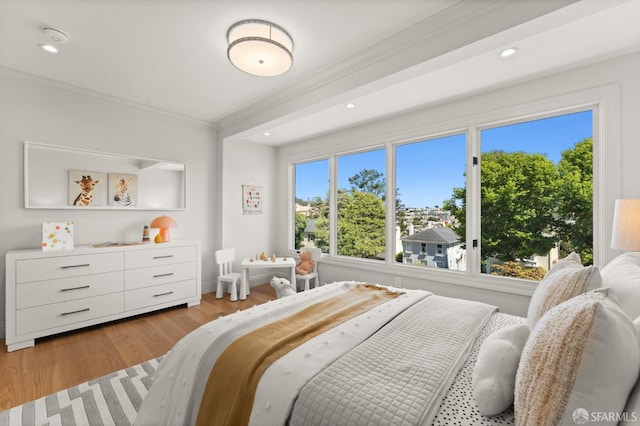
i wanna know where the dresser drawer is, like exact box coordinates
[125,280,197,311]
[16,292,124,335]
[16,271,124,309]
[124,261,196,290]
[125,245,197,269]
[16,252,124,284]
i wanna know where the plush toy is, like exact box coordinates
[270,276,296,298]
[296,250,316,275]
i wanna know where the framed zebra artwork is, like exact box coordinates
[68,170,107,206]
[108,173,138,207]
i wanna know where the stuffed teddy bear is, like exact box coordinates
[296,250,316,275]
[270,276,296,298]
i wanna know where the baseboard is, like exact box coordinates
[0,320,4,340]
[201,280,216,295]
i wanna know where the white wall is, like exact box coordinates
[275,52,640,316]
[0,70,218,338]
[220,139,278,285]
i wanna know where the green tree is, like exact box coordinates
[313,215,330,253]
[446,150,559,262]
[338,190,386,258]
[482,151,559,261]
[308,196,327,219]
[555,138,593,264]
[348,169,385,200]
[443,188,467,244]
[294,212,307,249]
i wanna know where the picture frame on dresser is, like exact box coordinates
[5,240,201,352]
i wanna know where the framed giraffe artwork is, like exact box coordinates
[68,170,107,206]
[108,173,138,207]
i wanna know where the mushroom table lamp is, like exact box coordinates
[150,215,177,243]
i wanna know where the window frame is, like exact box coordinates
[287,84,620,296]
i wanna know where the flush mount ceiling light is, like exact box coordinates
[227,19,294,77]
[39,27,69,54]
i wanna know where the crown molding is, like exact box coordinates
[215,0,579,140]
[0,65,216,129]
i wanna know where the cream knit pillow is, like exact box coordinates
[526,253,600,329]
[515,288,640,426]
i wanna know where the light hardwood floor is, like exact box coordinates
[0,284,276,411]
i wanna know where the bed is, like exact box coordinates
[134,253,640,426]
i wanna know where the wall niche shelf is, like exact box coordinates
[24,142,186,210]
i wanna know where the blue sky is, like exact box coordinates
[295,110,592,208]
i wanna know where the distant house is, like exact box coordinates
[302,219,316,246]
[295,203,314,217]
[401,227,463,268]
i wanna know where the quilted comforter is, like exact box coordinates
[134,282,500,426]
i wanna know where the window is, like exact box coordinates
[396,134,466,271]
[294,159,329,253]
[337,149,386,260]
[289,101,600,287]
[481,111,593,279]
[445,110,593,280]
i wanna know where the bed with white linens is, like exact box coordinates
[134,252,640,426]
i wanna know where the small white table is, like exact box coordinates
[240,257,296,300]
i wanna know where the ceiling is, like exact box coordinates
[1,0,639,146]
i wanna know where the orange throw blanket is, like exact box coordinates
[196,284,402,426]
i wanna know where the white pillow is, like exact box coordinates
[601,252,640,320]
[620,316,640,425]
[515,288,640,426]
[526,253,600,329]
[472,323,530,416]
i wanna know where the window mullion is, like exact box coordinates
[329,154,337,257]
[467,126,481,276]
[385,143,395,265]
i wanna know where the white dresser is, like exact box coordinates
[5,240,201,351]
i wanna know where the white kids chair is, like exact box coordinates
[295,247,322,291]
[215,248,241,301]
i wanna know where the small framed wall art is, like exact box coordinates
[68,170,106,206]
[108,173,138,207]
[242,184,263,215]
[42,222,74,251]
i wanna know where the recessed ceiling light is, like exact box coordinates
[39,44,59,53]
[345,103,355,109]
[263,132,271,136]
[499,47,519,58]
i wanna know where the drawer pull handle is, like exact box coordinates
[60,308,90,316]
[153,273,174,278]
[153,291,174,297]
[61,263,90,269]
[61,285,91,292]
[153,255,174,259]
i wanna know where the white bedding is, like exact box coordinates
[288,295,496,426]
[135,282,429,425]
[433,312,524,426]
[135,282,522,426]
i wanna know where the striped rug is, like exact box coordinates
[0,357,162,426]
